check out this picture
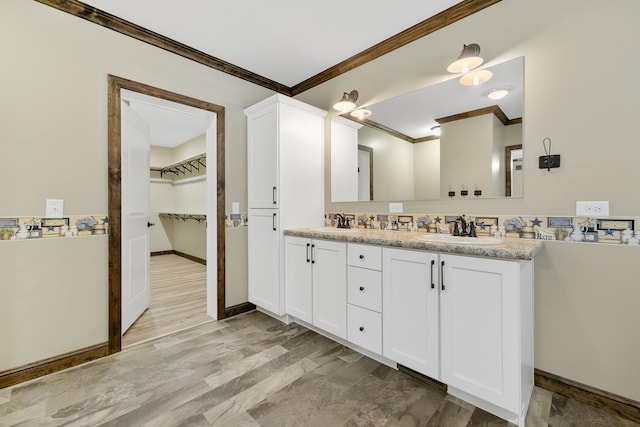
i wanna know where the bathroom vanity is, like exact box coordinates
[282,228,541,427]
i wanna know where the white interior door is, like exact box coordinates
[121,100,151,334]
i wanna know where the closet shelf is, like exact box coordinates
[159,213,207,223]
[151,153,206,177]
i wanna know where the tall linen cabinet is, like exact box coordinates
[244,94,326,317]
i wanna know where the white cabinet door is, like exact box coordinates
[284,236,313,323]
[247,104,278,209]
[440,254,520,413]
[278,104,325,229]
[247,209,282,315]
[313,240,347,339]
[383,248,440,379]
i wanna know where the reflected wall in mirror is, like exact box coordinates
[330,56,524,202]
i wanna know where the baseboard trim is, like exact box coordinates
[0,342,110,389]
[397,364,447,393]
[150,250,206,265]
[224,302,256,318]
[535,368,640,423]
[150,250,174,256]
[174,250,206,265]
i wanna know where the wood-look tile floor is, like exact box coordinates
[123,254,213,348]
[1,311,637,426]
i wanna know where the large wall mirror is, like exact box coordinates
[331,56,524,202]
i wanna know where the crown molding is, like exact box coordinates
[34,0,291,95]
[290,0,501,95]
[35,0,501,96]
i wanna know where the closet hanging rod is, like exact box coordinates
[158,213,207,223]
[151,152,206,177]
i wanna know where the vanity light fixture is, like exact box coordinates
[447,43,483,74]
[431,125,441,136]
[350,108,372,120]
[333,90,359,113]
[486,87,511,100]
[459,69,493,86]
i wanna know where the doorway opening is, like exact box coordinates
[505,144,523,197]
[107,75,226,354]
[357,145,373,201]
[120,89,217,346]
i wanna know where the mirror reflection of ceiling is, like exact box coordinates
[364,57,523,139]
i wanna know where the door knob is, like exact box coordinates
[147,222,155,228]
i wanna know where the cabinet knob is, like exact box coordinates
[359,326,365,332]
[359,286,365,291]
[359,254,365,259]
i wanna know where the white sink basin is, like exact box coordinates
[417,234,504,245]
[308,227,360,233]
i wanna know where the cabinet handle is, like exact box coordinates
[359,254,365,260]
[272,213,277,231]
[359,326,365,332]
[440,260,445,291]
[311,244,315,264]
[272,186,277,205]
[359,286,365,291]
[430,259,435,289]
[306,243,310,263]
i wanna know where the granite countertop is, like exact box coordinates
[283,227,543,261]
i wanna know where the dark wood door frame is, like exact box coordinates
[107,75,226,354]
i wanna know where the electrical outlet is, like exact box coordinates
[389,202,403,213]
[46,199,64,218]
[576,201,609,217]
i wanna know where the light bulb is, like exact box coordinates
[459,69,493,86]
[350,108,372,119]
[487,88,510,100]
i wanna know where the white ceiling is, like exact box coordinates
[121,89,214,148]
[81,0,461,87]
[91,1,518,145]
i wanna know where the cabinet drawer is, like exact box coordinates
[347,266,382,312]
[347,304,382,354]
[347,244,382,270]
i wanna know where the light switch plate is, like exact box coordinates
[46,199,64,218]
[389,202,403,213]
[576,201,609,217]
[232,202,240,215]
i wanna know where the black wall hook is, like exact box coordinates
[539,137,560,171]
